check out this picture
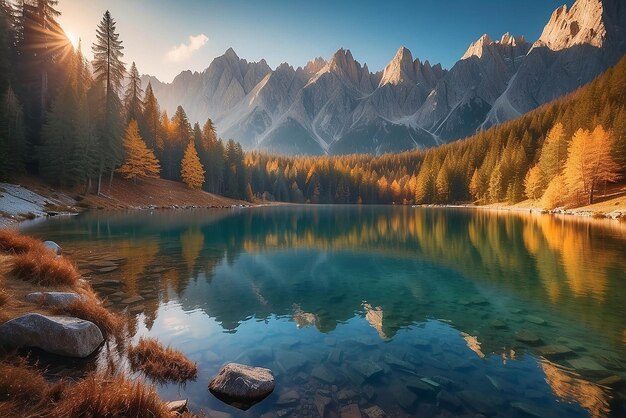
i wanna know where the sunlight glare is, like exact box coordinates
[66,30,79,49]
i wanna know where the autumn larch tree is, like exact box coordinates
[564,125,621,204]
[117,119,160,182]
[181,141,204,189]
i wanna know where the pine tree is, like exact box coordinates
[140,82,160,151]
[181,141,204,189]
[92,10,125,193]
[117,119,160,182]
[0,86,26,180]
[40,76,81,186]
[124,61,143,124]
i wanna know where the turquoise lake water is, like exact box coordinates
[21,205,626,417]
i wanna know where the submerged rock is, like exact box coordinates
[537,345,574,359]
[275,390,300,406]
[350,360,383,380]
[363,405,387,418]
[26,291,85,306]
[208,363,275,410]
[340,404,363,418]
[311,365,336,384]
[394,387,417,411]
[436,390,461,410]
[0,313,103,358]
[490,319,507,329]
[314,391,334,418]
[525,315,547,325]
[567,357,608,375]
[515,330,542,345]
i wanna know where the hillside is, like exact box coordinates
[0,176,247,227]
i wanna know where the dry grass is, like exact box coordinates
[0,358,65,416]
[51,297,125,343]
[10,248,80,287]
[0,288,7,307]
[128,337,197,384]
[0,229,44,254]
[51,373,173,418]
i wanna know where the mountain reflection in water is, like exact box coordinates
[22,206,626,417]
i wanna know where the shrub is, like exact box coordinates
[128,337,197,384]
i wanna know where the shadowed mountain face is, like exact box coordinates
[143,0,626,155]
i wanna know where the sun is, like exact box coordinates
[65,30,79,49]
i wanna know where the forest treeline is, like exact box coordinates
[0,1,624,208]
[0,1,248,199]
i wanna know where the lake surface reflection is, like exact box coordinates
[22,205,626,417]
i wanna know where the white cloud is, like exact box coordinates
[166,33,209,62]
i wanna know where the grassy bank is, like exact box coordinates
[0,230,199,417]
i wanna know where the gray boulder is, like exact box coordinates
[208,363,274,410]
[26,291,85,306]
[0,313,103,358]
[43,240,62,255]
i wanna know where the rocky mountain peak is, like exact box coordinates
[534,0,606,51]
[302,57,326,77]
[379,46,416,86]
[461,34,494,59]
[325,48,362,84]
[224,47,239,60]
[500,32,526,47]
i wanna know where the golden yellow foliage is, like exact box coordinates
[118,120,160,180]
[180,141,205,189]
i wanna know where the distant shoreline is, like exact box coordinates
[414,201,625,222]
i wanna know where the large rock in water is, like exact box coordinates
[0,313,103,358]
[208,363,275,410]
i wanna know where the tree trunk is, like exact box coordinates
[589,180,595,205]
[109,169,114,186]
[97,161,104,196]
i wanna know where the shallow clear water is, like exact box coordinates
[21,205,626,417]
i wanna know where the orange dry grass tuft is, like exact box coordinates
[0,359,61,416]
[10,248,80,287]
[0,229,46,254]
[51,297,125,342]
[128,337,198,384]
[51,373,172,418]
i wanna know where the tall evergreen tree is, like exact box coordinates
[124,61,143,124]
[140,82,160,151]
[92,10,125,193]
[0,86,26,180]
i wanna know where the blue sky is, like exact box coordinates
[58,0,573,82]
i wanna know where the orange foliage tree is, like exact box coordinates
[117,120,160,182]
[180,141,205,189]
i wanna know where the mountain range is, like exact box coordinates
[142,0,626,155]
